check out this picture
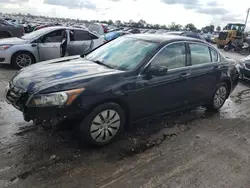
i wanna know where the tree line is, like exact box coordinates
[100,19,221,33]
[5,13,222,33]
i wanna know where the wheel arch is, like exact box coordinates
[85,98,132,128]
[11,50,37,64]
[219,78,232,98]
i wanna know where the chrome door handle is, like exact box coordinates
[179,72,189,78]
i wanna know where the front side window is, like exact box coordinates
[189,43,211,65]
[150,43,186,70]
[21,27,57,40]
[86,37,158,71]
[42,30,64,43]
[210,48,219,62]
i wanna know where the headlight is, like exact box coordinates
[0,45,12,50]
[27,88,85,107]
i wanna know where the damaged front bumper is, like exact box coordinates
[22,106,83,123]
[5,85,84,124]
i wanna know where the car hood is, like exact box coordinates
[0,37,27,45]
[11,57,123,94]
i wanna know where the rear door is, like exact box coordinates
[67,30,93,56]
[187,42,222,104]
[38,29,64,61]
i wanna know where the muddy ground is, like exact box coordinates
[1,52,250,188]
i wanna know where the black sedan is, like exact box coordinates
[5,34,239,146]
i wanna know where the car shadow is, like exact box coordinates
[0,64,13,70]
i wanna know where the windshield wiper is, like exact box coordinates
[93,60,114,69]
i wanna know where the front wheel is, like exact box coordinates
[11,52,35,69]
[206,83,229,111]
[224,46,229,51]
[78,103,125,146]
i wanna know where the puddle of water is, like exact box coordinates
[219,98,249,120]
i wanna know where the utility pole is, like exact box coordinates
[244,8,250,32]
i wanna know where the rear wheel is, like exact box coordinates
[206,82,229,111]
[11,51,35,69]
[78,103,125,146]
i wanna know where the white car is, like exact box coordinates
[0,26,105,69]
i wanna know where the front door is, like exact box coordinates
[127,42,191,120]
[38,29,64,61]
[187,43,222,105]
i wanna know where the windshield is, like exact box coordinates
[21,27,53,40]
[85,37,158,71]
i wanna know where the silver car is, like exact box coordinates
[0,26,105,69]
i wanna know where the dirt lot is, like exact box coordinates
[1,52,250,188]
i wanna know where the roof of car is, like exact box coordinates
[127,34,205,43]
[45,26,88,31]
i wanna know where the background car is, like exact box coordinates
[103,30,131,41]
[88,23,108,36]
[238,55,250,80]
[5,35,239,146]
[0,26,105,69]
[0,19,24,38]
[127,28,141,34]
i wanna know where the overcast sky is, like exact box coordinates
[0,0,249,29]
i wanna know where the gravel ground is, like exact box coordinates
[0,50,250,188]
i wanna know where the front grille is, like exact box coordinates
[6,84,28,110]
[218,32,228,40]
[0,58,5,62]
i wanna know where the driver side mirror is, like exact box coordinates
[144,65,168,77]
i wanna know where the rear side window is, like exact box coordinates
[72,30,91,41]
[89,33,98,40]
[42,29,64,43]
[150,43,186,70]
[210,48,219,62]
[189,43,211,65]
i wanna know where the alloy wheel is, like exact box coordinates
[16,54,32,68]
[90,109,121,143]
[213,86,227,109]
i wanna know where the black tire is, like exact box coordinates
[11,51,35,69]
[217,44,224,49]
[224,46,229,51]
[78,102,125,146]
[206,82,229,111]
